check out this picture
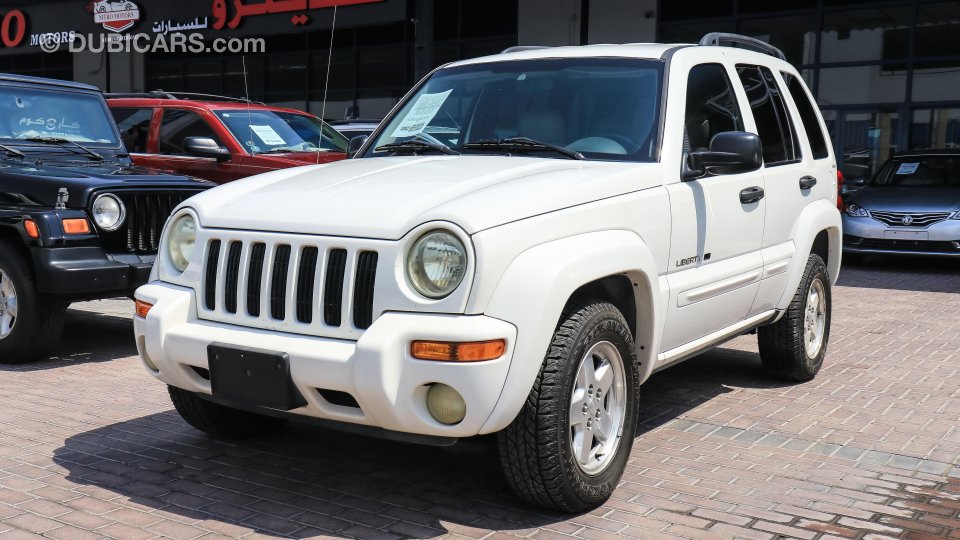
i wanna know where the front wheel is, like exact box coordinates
[758,254,831,382]
[498,302,640,512]
[0,243,66,364]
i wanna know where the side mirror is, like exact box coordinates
[183,136,231,162]
[685,131,763,180]
[347,135,368,158]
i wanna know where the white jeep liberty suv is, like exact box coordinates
[134,34,842,512]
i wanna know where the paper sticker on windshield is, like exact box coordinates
[390,90,452,138]
[896,162,919,175]
[250,125,286,146]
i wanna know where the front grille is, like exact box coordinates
[94,190,203,254]
[856,238,960,253]
[870,210,952,228]
[200,236,381,335]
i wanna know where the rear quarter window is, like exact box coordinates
[782,73,830,160]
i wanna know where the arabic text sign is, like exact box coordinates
[211,0,386,30]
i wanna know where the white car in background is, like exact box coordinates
[134,34,842,511]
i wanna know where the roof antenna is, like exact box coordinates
[318,4,337,165]
[242,55,254,157]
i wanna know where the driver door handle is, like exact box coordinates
[799,176,818,190]
[739,186,765,204]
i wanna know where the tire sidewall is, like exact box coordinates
[800,258,831,373]
[555,307,640,505]
[0,246,36,356]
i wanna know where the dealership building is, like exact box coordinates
[1,0,957,181]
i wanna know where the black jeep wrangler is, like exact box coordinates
[0,74,212,364]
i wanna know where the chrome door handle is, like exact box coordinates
[739,186,765,204]
[799,176,818,190]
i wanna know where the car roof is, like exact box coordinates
[447,43,686,68]
[106,97,317,116]
[0,73,100,92]
[893,148,960,158]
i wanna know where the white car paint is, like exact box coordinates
[135,42,842,440]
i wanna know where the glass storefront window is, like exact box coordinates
[910,108,960,149]
[820,7,911,63]
[912,60,960,102]
[915,2,960,58]
[738,15,818,66]
[660,21,735,44]
[837,110,900,184]
[818,65,906,106]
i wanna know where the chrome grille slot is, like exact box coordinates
[223,241,243,314]
[203,240,221,311]
[270,245,292,320]
[296,247,319,324]
[353,251,379,329]
[197,232,385,340]
[324,249,348,327]
[246,243,266,316]
[870,211,952,228]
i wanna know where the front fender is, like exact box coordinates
[478,229,664,434]
[777,199,842,311]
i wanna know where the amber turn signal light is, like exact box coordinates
[135,299,153,319]
[23,219,39,238]
[61,218,91,235]
[411,339,506,362]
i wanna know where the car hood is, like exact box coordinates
[189,155,662,240]
[0,159,212,208]
[851,186,960,213]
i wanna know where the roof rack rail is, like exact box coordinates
[501,45,551,54]
[698,33,786,61]
[104,90,264,104]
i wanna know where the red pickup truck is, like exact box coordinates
[107,92,348,184]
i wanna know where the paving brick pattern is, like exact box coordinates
[0,258,958,539]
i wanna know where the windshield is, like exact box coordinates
[215,110,348,154]
[0,87,118,146]
[872,156,960,187]
[364,58,664,162]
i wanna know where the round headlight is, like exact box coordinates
[406,230,467,299]
[92,194,125,231]
[166,214,197,273]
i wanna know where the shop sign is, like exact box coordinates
[90,0,142,33]
[0,10,26,48]
[212,0,384,30]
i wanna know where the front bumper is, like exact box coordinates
[842,216,960,257]
[134,281,518,439]
[32,247,154,296]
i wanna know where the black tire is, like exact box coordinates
[168,385,287,439]
[758,254,831,382]
[0,243,66,364]
[497,302,640,512]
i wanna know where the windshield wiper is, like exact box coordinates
[462,137,584,160]
[0,143,24,159]
[375,137,459,156]
[25,137,103,161]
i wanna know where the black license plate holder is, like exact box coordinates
[208,343,306,411]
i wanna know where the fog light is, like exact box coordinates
[426,383,466,425]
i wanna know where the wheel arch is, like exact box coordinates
[477,230,664,434]
[0,223,32,276]
[777,200,842,311]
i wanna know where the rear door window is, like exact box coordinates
[736,65,801,166]
[111,107,153,153]
[158,109,224,156]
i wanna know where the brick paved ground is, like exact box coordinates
[0,257,958,539]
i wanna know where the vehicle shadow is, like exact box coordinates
[51,343,786,538]
[0,307,136,371]
[839,256,960,294]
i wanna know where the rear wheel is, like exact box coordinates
[498,301,639,512]
[758,254,831,382]
[168,386,287,439]
[0,243,66,364]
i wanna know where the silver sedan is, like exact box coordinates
[842,151,960,258]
